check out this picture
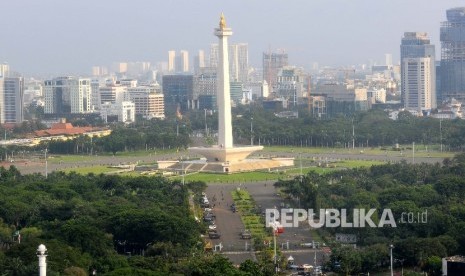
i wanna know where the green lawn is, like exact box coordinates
[61,165,121,175]
[232,189,269,240]
[109,149,178,157]
[177,160,385,183]
[48,155,97,163]
[333,159,386,168]
[48,149,177,163]
[53,146,450,180]
[262,145,455,158]
[178,171,285,183]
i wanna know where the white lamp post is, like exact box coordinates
[390,244,394,276]
[37,244,47,276]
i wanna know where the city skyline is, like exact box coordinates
[1,0,464,76]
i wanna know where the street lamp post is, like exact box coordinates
[45,149,48,179]
[37,244,47,276]
[268,221,278,274]
[204,109,208,136]
[273,226,278,273]
[412,142,415,164]
[181,156,185,185]
[440,119,443,152]
[390,244,394,276]
[250,116,253,146]
[352,118,355,149]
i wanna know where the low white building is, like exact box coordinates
[100,101,135,123]
[127,86,165,119]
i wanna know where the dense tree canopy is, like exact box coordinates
[228,107,465,149]
[276,154,465,275]
[0,169,202,274]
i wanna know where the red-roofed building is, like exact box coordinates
[34,119,110,138]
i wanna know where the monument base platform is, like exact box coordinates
[188,145,264,163]
[167,157,294,174]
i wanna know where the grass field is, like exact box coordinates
[61,165,121,174]
[48,149,177,163]
[263,145,455,158]
[51,145,453,180]
[178,171,285,183]
[48,155,97,163]
[109,149,178,157]
[173,159,386,183]
[333,159,386,168]
[59,158,388,181]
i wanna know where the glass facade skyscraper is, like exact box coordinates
[400,32,436,108]
[440,7,465,102]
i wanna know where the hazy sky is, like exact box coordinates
[1,0,464,76]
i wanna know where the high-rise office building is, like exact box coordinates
[90,79,103,111]
[440,7,465,102]
[176,50,189,72]
[128,86,165,119]
[385,54,393,67]
[229,43,248,82]
[263,52,289,93]
[168,50,176,72]
[0,77,24,124]
[112,62,128,74]
[194,67,217,109]
[70,79,92,114]
[230,81,243,105]
[0,64,10,77]
[400,32,436,108]
[276,66,306,107]
[194,50,206,73]
[402,57,434,110]
[91,66,108,77]
[209,44,219,68]
[209,43,249,83]
[127,62,151,77]
[44,77,92,115]
[99,84,128,105]
[162,75,194,112]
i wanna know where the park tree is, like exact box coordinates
[239,259,263,275]
[331,246,362,275]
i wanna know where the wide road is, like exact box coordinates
[243,181,325,267]
[207,181,326,268]
[205,184,256,264]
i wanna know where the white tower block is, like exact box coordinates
[37,244,47,276]
[215,13,233,149]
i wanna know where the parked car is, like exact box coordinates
[203,211,215,218]
[207,228,218,234]
[208,232,221,239]
[241,229,252,239]
[203,214,214,222]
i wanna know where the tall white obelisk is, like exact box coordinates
[189,14,264,165]
[215,13,233,149]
